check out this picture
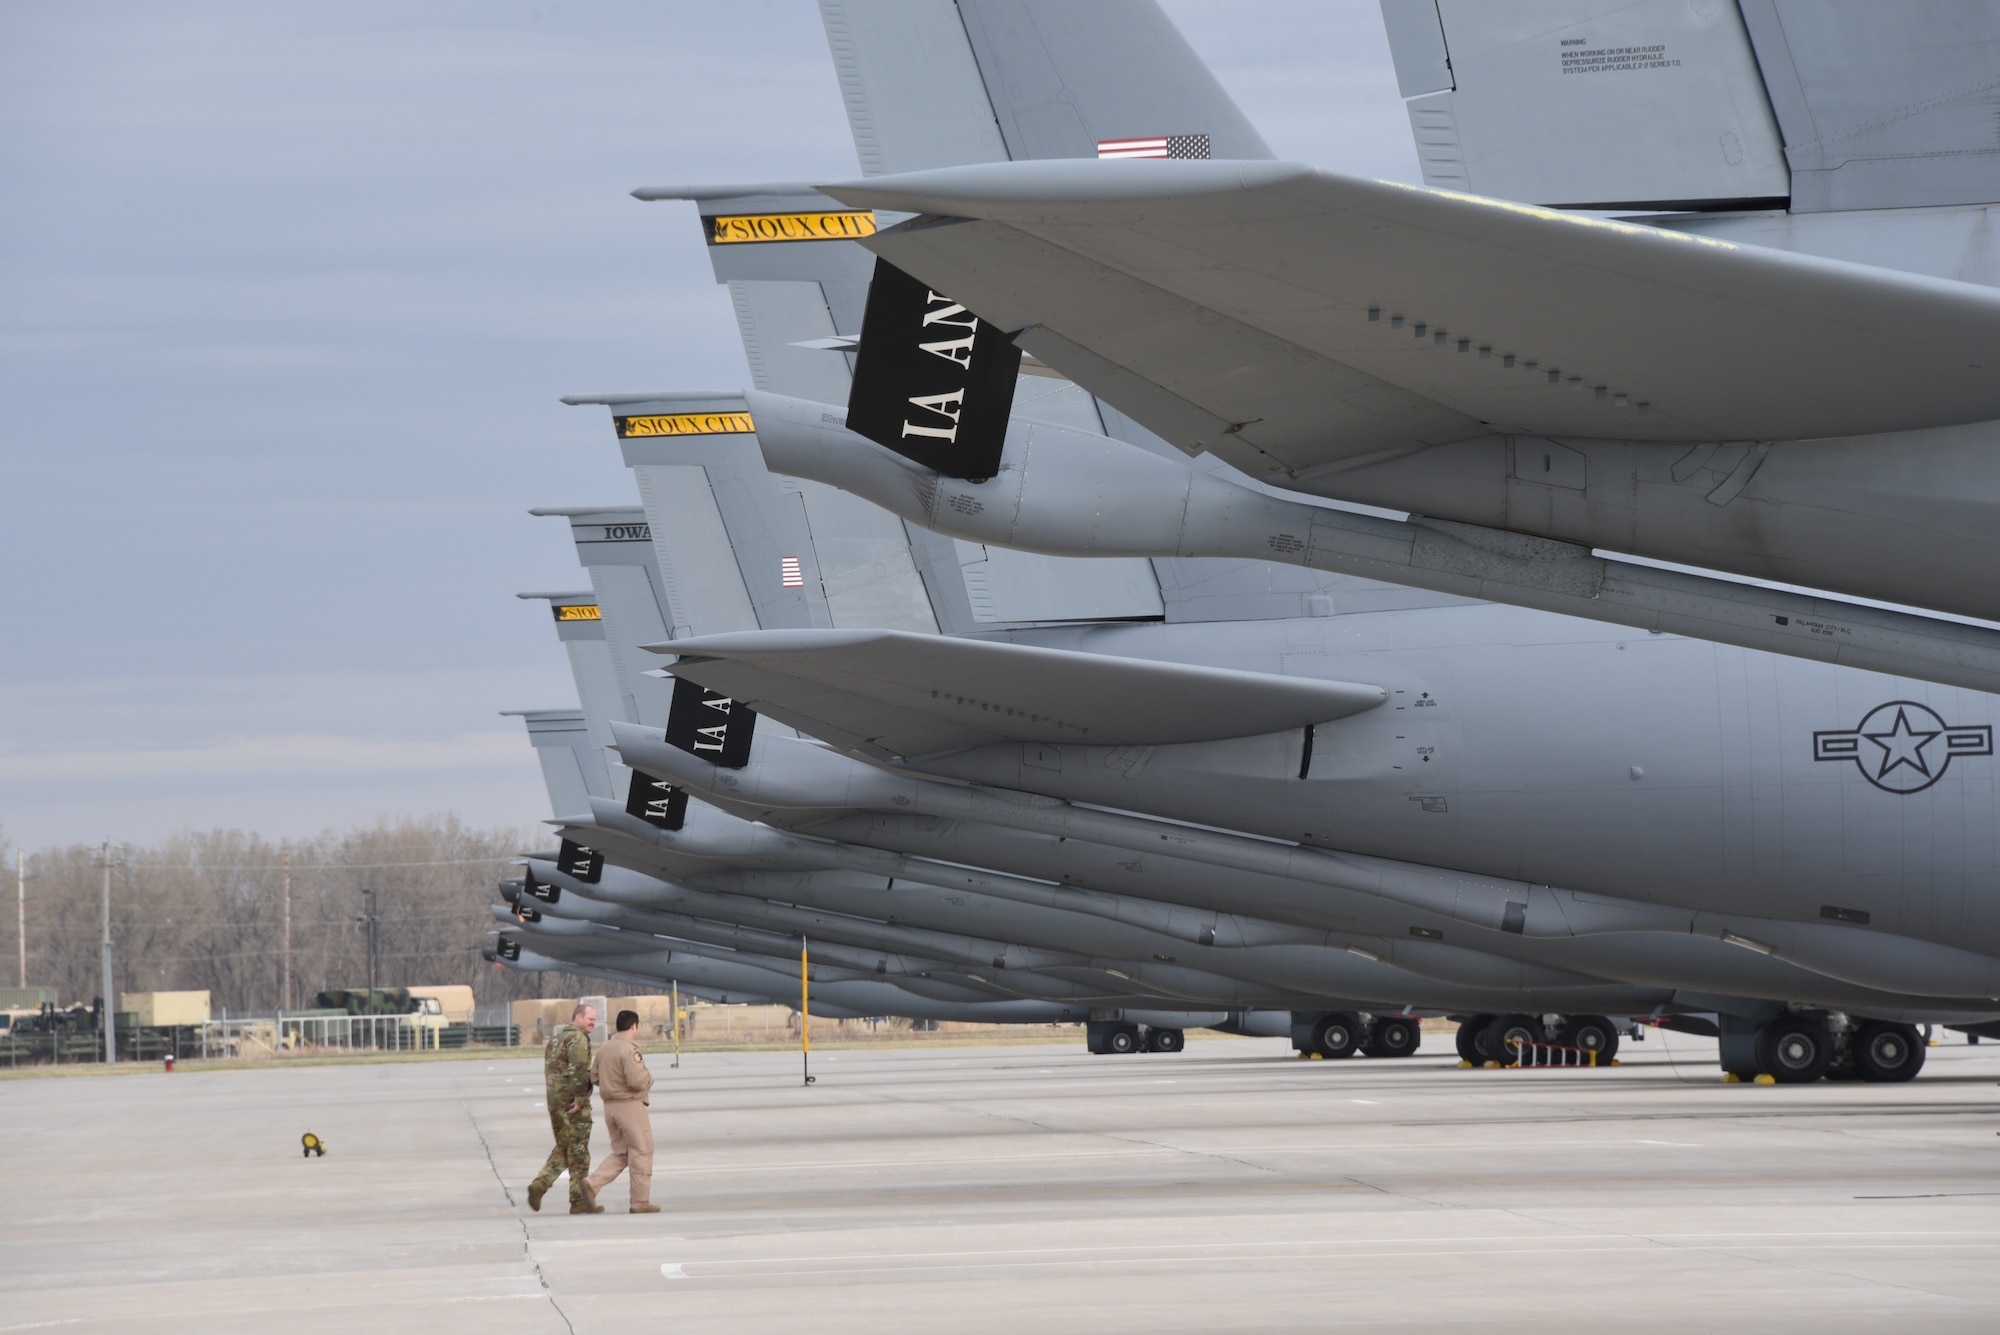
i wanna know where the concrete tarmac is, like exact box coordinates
[5,1033,2000,1332]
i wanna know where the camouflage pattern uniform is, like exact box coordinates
[529,1023,594,1208]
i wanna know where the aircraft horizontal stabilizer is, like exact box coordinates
[821,160,2000,473]
[647,628,1383,759]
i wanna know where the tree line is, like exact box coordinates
[0,816,624,1016]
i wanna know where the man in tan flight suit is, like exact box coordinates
[585,1009,659,1213]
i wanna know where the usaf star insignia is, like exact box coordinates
[1813,701,1992,794]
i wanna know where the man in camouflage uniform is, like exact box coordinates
[527,1003,601,1213]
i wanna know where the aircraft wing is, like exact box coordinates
[650,628,1383,760]
[822,160,2000,478]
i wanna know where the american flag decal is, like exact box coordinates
[1097,134,1210,160]
[780,556,805,588]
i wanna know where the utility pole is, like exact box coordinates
[281,853,292,1012]
[357,887,380,994]
[95,841,121,1065]
[800,935,813,1086]
[16,850,25,990]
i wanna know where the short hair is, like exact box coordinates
[616,1009,639,1032]
[572,1002,594,1020]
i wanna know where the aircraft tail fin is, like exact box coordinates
[514,590,627,805]
[1383,0,2000,214]
[819,0,1271,173]
[502,708,609,818]
[528,509,679,732]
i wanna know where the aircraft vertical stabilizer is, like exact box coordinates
[820,0,1272,169]
[1735,0,2000,212]
[1384,0,2000,214]
[514,590,626,802]
[529,508,680,731]
[1381,0,1789,210]
[503,708,608,817]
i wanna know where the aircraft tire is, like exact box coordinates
[1485,1014,1544,1067]
[1558,1015,1621,1064]
[1756,1016,1834,1083]
[1363,1016,1422,1058]
[1106,1024,1141,1055]
[1145,1027,1185,1053]
[1455,1015,1495,1064]
[1312,1012,1362,1059]
[1851,1022,1925,1083]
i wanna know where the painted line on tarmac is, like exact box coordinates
[630,1168,2000,1213]
[655,1237,2000,1281]
[655,1226,2000,1267]
[645,1138,1704,1175]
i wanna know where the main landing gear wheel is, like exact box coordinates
[1312,1012,1363,1059]
[1105,1024,1140,1055]
[1455,1014,1496,1064]
[1558,1015,1621,1064]
[1484,1014,1545,1067]
[1851,1021,1925,1083]
[1364,1016,1423,1058]
[1145,1026,1185,1053]
[1756,1016,1833,1083]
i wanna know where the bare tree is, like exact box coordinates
[11,815,628,1013]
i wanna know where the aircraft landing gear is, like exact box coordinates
[1086,1020,1142,1054]
[1363,1015,1422,1058]
[1755,1015,1834,1083]
[1557,1014,1621,1064]
[1309,1012,1363,1059]
[1455,1014,1496,1064]
[1087,1021,1188,1055]
[1722,1014,1928,1083]
[1484,1013,1545,1066]
[1850,1021,1925,1083]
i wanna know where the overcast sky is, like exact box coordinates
[0,2,1419,853]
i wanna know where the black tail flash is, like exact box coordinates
[665,677,757,769]
[626,770,690,830]
[555,838,604,884]
[845,257,1021,481]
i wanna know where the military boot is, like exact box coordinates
[630,1204,662,1214]
[571,1181,603,1214]
[526,1181,546,1212]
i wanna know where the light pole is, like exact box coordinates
[16,849,27,990]
[94,841,122,1065]
[280,853,291,1012]
[357,887,380,995]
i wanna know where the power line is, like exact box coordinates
[113,856,527,871]
[18,946,494,965]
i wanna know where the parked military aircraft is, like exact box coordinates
[496,518,1260,1048]
[797,0,2000,697]
[489,0,2000,1082]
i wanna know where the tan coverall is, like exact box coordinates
[584,1030,656,1207]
